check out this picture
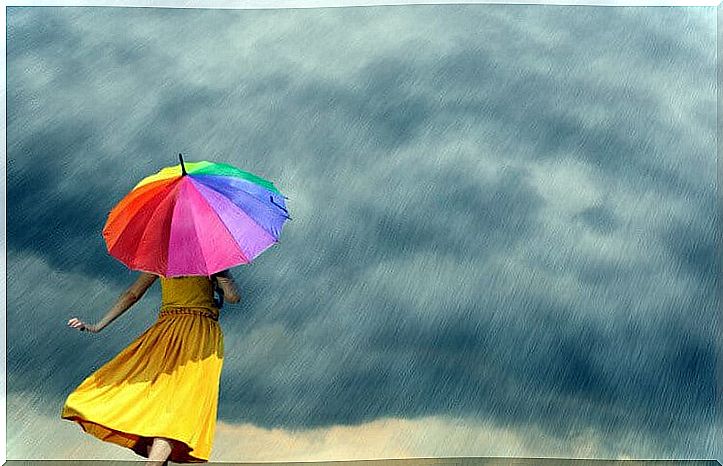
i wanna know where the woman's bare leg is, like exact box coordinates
[145,437,172,465]
[145,443,166,464]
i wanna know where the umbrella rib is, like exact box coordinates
[171,180,210,276]
[106,180,178,264]
[190,209,210,276]
[206,208,251,265]
[193,174,289,223]
[187,178,251,264]
[104,178,174,251]
[195,163,280,195]
[192,176,282,241]
[128,180,182,271]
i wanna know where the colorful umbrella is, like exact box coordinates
[102,154,290,277]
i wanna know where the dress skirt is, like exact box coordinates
[61,306,224,463]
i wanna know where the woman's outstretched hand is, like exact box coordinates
[67,317,101,333]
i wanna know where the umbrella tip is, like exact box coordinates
[179,153,187,176]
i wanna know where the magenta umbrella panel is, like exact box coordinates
[102,154,291,277]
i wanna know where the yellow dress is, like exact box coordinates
[61,275,225,463]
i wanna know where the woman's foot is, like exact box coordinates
[145,437,173,465]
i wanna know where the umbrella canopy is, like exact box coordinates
[103,154,290,277]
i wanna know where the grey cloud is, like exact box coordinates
[7,119,124,280]
[661,207,718,283]
[7,251,161,400]
[331,166,545,274]
[574,204,619,234]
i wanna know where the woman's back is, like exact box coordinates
[160,276,217,310]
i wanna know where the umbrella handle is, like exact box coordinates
[212,279,225,308]
[270,196,292,220]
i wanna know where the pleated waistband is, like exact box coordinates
[158,306,219,321]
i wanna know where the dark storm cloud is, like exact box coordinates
[6,4,718,460]
[318,165,544,281]
[426,44,710,200]
[574,204,619,235]
[221,290,715,441]
[7,120,123,280]
[661,205,718,282]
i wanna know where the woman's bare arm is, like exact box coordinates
[67,272,158,333]
[213,269,241,303]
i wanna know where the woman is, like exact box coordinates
[62,269,240,465]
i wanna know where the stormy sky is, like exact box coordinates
[6,4,719,462]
